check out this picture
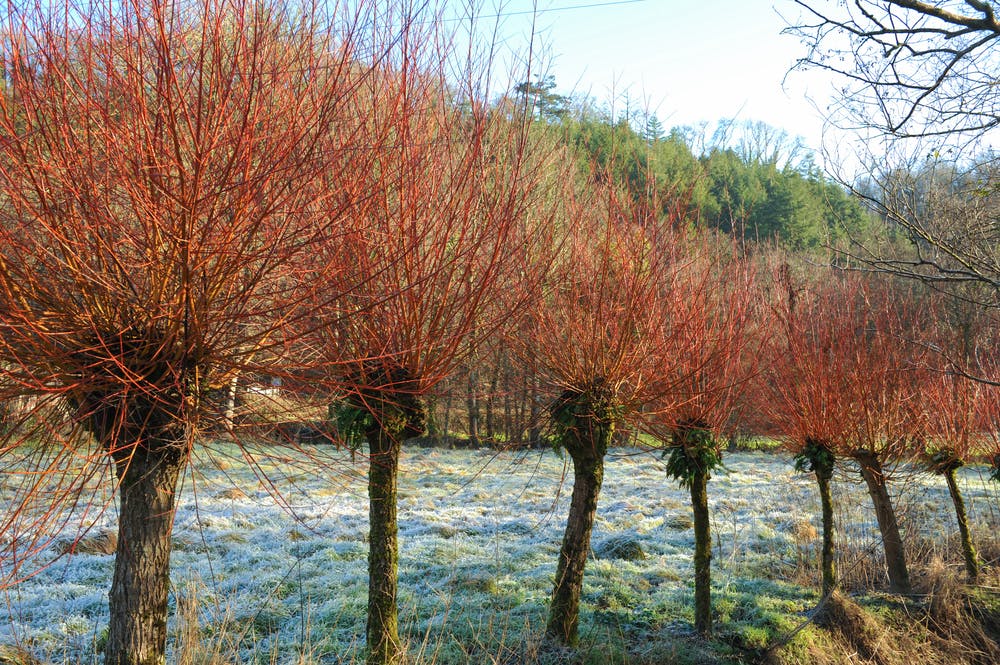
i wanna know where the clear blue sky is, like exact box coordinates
[485,0,834,153]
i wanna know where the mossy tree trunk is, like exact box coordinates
[798,440,838,598]
[666,423,719,637]
[546,393,613,646]
[943,466,979,583]
[816,467,837,597]
[854,450,911,594]
[366,424,404,665]
[357,368,425,665]
[690,465,712,636]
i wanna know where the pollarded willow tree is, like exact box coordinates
[524,186,691,647]
[0,1,384,663]
[834,282,929,596]
[645,235,759,638]
[908,288,997,583]
[762,269,928,596]
[296,16,560,662]
[759,264,871,598]
[758,263,902,596]
[919,369,987,582]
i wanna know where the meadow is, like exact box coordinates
[4,444,998,664]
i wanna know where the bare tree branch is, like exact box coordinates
[789,0,1000,140]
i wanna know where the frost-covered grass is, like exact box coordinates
[3,445,999,663]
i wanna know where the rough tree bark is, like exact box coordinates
[224,375,239,431]
[546,400,613,646]
[366,425,403,665]
[666,423,720,638]
[106,440,185,665]
[854,450,911,594]
[690,467,712,636]
[80,395,188,665]
[356,366,425,665]
[816,467,837,597]
[944,466,979,583]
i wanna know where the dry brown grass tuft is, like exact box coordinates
[54,529,117,556]
[783,559,1000,665]
[812,591,912,665]
[0,645,45,665]
[917,559,1000,665]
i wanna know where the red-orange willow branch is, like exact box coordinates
[0,1,391,663]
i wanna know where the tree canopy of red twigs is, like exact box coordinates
[921,369,990,469]
[916,291,1000,583]
[640,234,759,638]
[0,0,394,662]
[645,237,760,439]
[919,366,991,580]
[762,266,858,455]
[527,187,678,645]
[520,173,760,642]
[760,267,931,594]
[762,269,928,461]
[287,12,559,661]
[527,191,685,423]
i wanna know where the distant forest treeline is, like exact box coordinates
[516,76,871,250]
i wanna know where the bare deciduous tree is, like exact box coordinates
[646,236,759,637]
[919,368,986,582]
[789,1,1000,388]
[851,160,1000,306]
[790,0,1000,142]
[527,188,681,646]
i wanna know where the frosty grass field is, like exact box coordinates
[3,445,998,663]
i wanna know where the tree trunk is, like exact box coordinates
[424,396,437,440]
[515,367,528,443]
[528,373,541,448]
[546,417,610,645]
[224,374,239,431]
[691,467,712,636]
[503,365,512,443]
[105,440,186,665]
[466,369,479,445]
[944,467,979,583]
[441,392,452,440]
[485,364,499,442]
[816,468,837,597]
[855,451,911,594]
[367,427,403,665]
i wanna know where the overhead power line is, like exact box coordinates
[439,0,649,22]
[495,0,648,18]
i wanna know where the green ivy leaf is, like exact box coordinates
[663,426,722,488]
